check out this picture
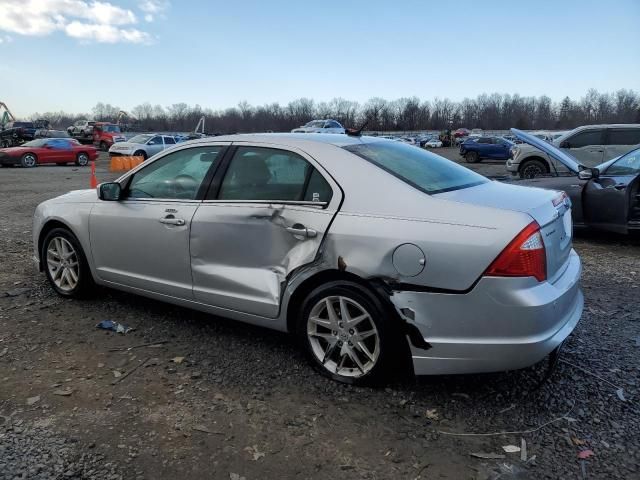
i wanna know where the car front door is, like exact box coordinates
[583,149,640,234]
[38,140,66,164]
[190,144,342,318]
[89,144,228,298]
[561,129,606,166]
[146,135,164,157]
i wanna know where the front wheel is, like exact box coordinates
[76,152,89,166]
[297,281,407,385]
[21,153,37,168]
[519,159,547,179]
[133,150,147,160]
[42,228,93,298]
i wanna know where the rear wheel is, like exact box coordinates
[42,228,93,298]
[297,281,407,385]
[133,150,147,160]
[76,152,89,166]
[465,151,480,163]
[21,153,37,168]
[519,159,547,179]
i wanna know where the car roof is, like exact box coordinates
[183,133,383,149]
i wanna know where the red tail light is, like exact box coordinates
[485,221,546,282]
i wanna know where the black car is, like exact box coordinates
[512,129,640,234]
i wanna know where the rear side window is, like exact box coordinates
[344,141,487,195]
[608,128,640,145]
[217,146,332,203]
[164,136,176,145]
[566,129,605,148]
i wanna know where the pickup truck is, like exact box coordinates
[459,136,513,163]
[0,120,49,147]
[92,122,127,151]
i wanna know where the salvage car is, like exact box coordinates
[33,134,583,384]
[460,136,514,163]
[108,134,177,159]
[507,124,640,178]
[291,119,345,134]
[512,128,640,234]
[67,120,96,137]
[0,138,98,167]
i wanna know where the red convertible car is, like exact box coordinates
[0,138,99,167]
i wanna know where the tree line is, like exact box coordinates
[30,89,639,134]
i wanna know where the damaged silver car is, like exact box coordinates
[33,134,583,384]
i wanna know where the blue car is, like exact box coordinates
[459,136,514,163]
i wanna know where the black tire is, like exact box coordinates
[133,150,147,160]
[296,281,408,386]
[1,139,11,148]
[76,152,89,166]
[465,151,480,163]
[41,228,94,298]
[519,159,547,179]
[100,141,108,152]
[20,153,37,168]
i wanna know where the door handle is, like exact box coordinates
[286,225,317,238]
[613,184,626,190]
[159,216,185,226]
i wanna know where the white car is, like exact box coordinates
[424,139,443,148]
[507,124,640,178]
[108,134,178,160]
[292,119,345,134]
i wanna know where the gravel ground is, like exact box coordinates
[0,150,638,479]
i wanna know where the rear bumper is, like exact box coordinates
[391,250,583,375]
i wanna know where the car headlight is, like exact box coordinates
[510,146,518,158]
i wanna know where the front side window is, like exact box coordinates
[605,149,640,176]
[608,128,640,146]
[477,137,491,144]
[164,136,176,145]
[125,146,223,200]
[566,129,605,148]
[344,141,487,195]
[217,147,331,203]
[148,136,163,145]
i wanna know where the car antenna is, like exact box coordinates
[345,119,369,137]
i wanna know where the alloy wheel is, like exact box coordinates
[46,236,80,292]
[77,153,89,166]
[23,154,36,167]
[522,164,542,178]
[307,296,380,378]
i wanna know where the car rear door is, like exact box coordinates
[561,128,606,166]
[89,144,228,298]
[583,149,640,233]
[190,143,342,318]
[605,127,640,159]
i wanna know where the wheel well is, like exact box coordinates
[286,270,389,335]
[37,220,72,270]
[519,156,550,173]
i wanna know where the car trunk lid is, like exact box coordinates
[435,181,573,281]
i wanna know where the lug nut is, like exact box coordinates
[349,329,354,335]
[338,322,344,328]
[332,330,338,336]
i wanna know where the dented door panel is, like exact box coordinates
[190,203,336,317]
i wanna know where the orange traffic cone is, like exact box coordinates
[90,160,98,188]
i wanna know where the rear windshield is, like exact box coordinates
[344,141,488,194]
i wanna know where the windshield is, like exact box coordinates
[605,148,640,176]
[344,141,488,195]
[21,139,47,147]
[129,134,152,144]
[305,121,324,128]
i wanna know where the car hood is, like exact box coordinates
[511,128,582,173]
[109,142,139,149]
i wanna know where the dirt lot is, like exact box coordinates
[1,148,639,479]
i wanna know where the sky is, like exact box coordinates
[0,0,639,118]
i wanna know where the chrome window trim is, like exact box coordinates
[202,200,328,207]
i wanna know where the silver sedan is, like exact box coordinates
[33,134,583,384]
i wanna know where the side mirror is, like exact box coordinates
[578,168,599,180]
[98,182,122,201]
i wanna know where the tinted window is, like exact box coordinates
[148,136,163,145]
[566,129,604,148]
[477,137,492,144]
[218,147,314,201]
[608,128,640,146]
[344,141,487,195]
[164,136,176,145]
[605,149,640,176]
[126,146,223,200]
[303,169,333,203]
